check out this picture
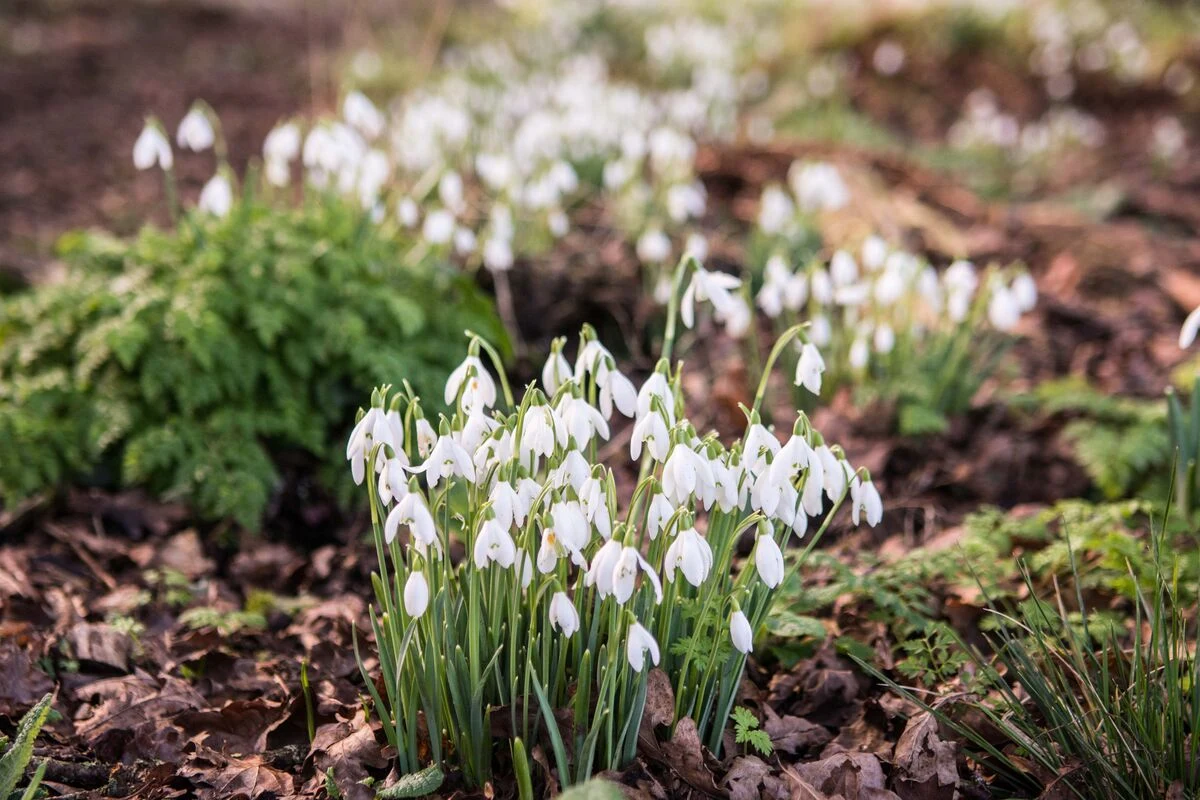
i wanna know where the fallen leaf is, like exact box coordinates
[184,748,297,799]
[891,712,958,800]
[306,711,387,800]
[794,752,901,800]
[0,640,54,715]
[75,670,204,763]
[762,707,831,756]
[643,668,675,728]
[65,622,133,674]
[724,755,772,800]
[657,717,721,796]
[178,698,292,755]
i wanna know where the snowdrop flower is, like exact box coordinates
[662,445,715,507]
[1181,306,1200,349]
[396,197,419,228]
[548,209,569,238]
[1012,273,1038,312]
[133,122,173,170]
[264,122,301,165]
[862,236,888,270]
[667,182,706,223]
[377,455,409,505]
[439,171,465,214]
[637,372,675,425]
[483,237,514,272]
[474,518,517,569]
[795,343,824,395]
[684,233,708,262]
[343,91,384,139]
[419,435,476,488]
[631,412,670,462]
[758,185,795,234]
[744,423,780,474]
[422,210,456,245]
[521,405,567,463]
[414,417,437,459]
[198,173,233,217]
[404,572,429,617]
[385,492,437,548]
[681,267,742,328]
[873,40,906,75]
[988,285,1021,331]
[874,323,896,354]
[176,106,215,152]
[454,227,476,256]
[848,338,870,370]
[558,395,610,448]
[850,476,883,526]
[755,533,785,588]
[810,269,834,305]
[626,622,660,672]
[445,355,497,410]
[542,348,572,395]
[489,482,523,530]
[637,229,672,264]
[663,527,713,587]
[645,492,675,539]
[944,260,978,322]
[548,592,580,638]
[730,609,753,654]
[830,250,858,287]
[790,162,848,212]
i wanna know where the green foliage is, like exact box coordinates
[869,513,1200,800]
[731,707,773,757]
[374,764,444,798]
[777,499,1197,686]
[0,693,53,800]
[1031,378,1170,501]
[0,198,504,528]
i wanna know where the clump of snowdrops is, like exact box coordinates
[347,256,881,788]
[755,219,1037,434]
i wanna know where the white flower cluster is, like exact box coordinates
[1028,1,1149,99]
[757,160,849,237]
[948,90,1105,162]
[349,324,878,675]
[247,4,758,282]
[756,238,1037,375]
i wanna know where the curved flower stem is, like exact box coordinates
[752,323,809,417]
[661,254,698,364]
[466,329,515,409]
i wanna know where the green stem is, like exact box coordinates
[752,323,808,417]
[661,254,698,363]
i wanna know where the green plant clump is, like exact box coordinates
[0,199,505,528]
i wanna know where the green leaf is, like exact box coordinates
[375,764,444,798]
[0,693,54,798]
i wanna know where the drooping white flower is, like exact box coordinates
[414,417,437,459]
[419,434,476,488]
[637,372,675,425]
[755,533,785,588]
[377,455,409,505]
[874,323,896,354]
[396,197,420,228]
[645,492,675,540]
[743,423,780,474]
[198,173,233,217]
[346,407,381,485]
[663,527,714,587]
[988,284,1021,331]
[483,237,514,272]
[662,444,715,506]
[453,226,476,256]
[795,343,825,395]
[862,236,888,270]
[730,609,753,654]
[636,229,672,264]
[542,349,572,395]
[631,412,670,462]
[626,622,660,672]
[264,122,300,165]
[537,501,590,573]
[789,161,849,212]
[850,476,884,527]
[595,363,637,421]
[133,122,173,171]
[404,572,429,617]
[488,482,523,530]
[384,492,437,549]
[1012,272,1038,312]
[549,592,580,638]
[814,445,846,501]
[521,405,567,463]
[681,267,742,329]
[473,518,516,568]
[848,337,870,370]
[177,107,215,152]
[422,209,456,245]
[830,250,858,287]
[1181,306,1200,349]
[343,91,384,139]
[757,185,795,234]
[558,395,610,448]
[445,355,497,410]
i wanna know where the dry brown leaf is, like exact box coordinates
[725,755,773,800]
[891,712,958,799]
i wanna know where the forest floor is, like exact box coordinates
[2,2,1200,799]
